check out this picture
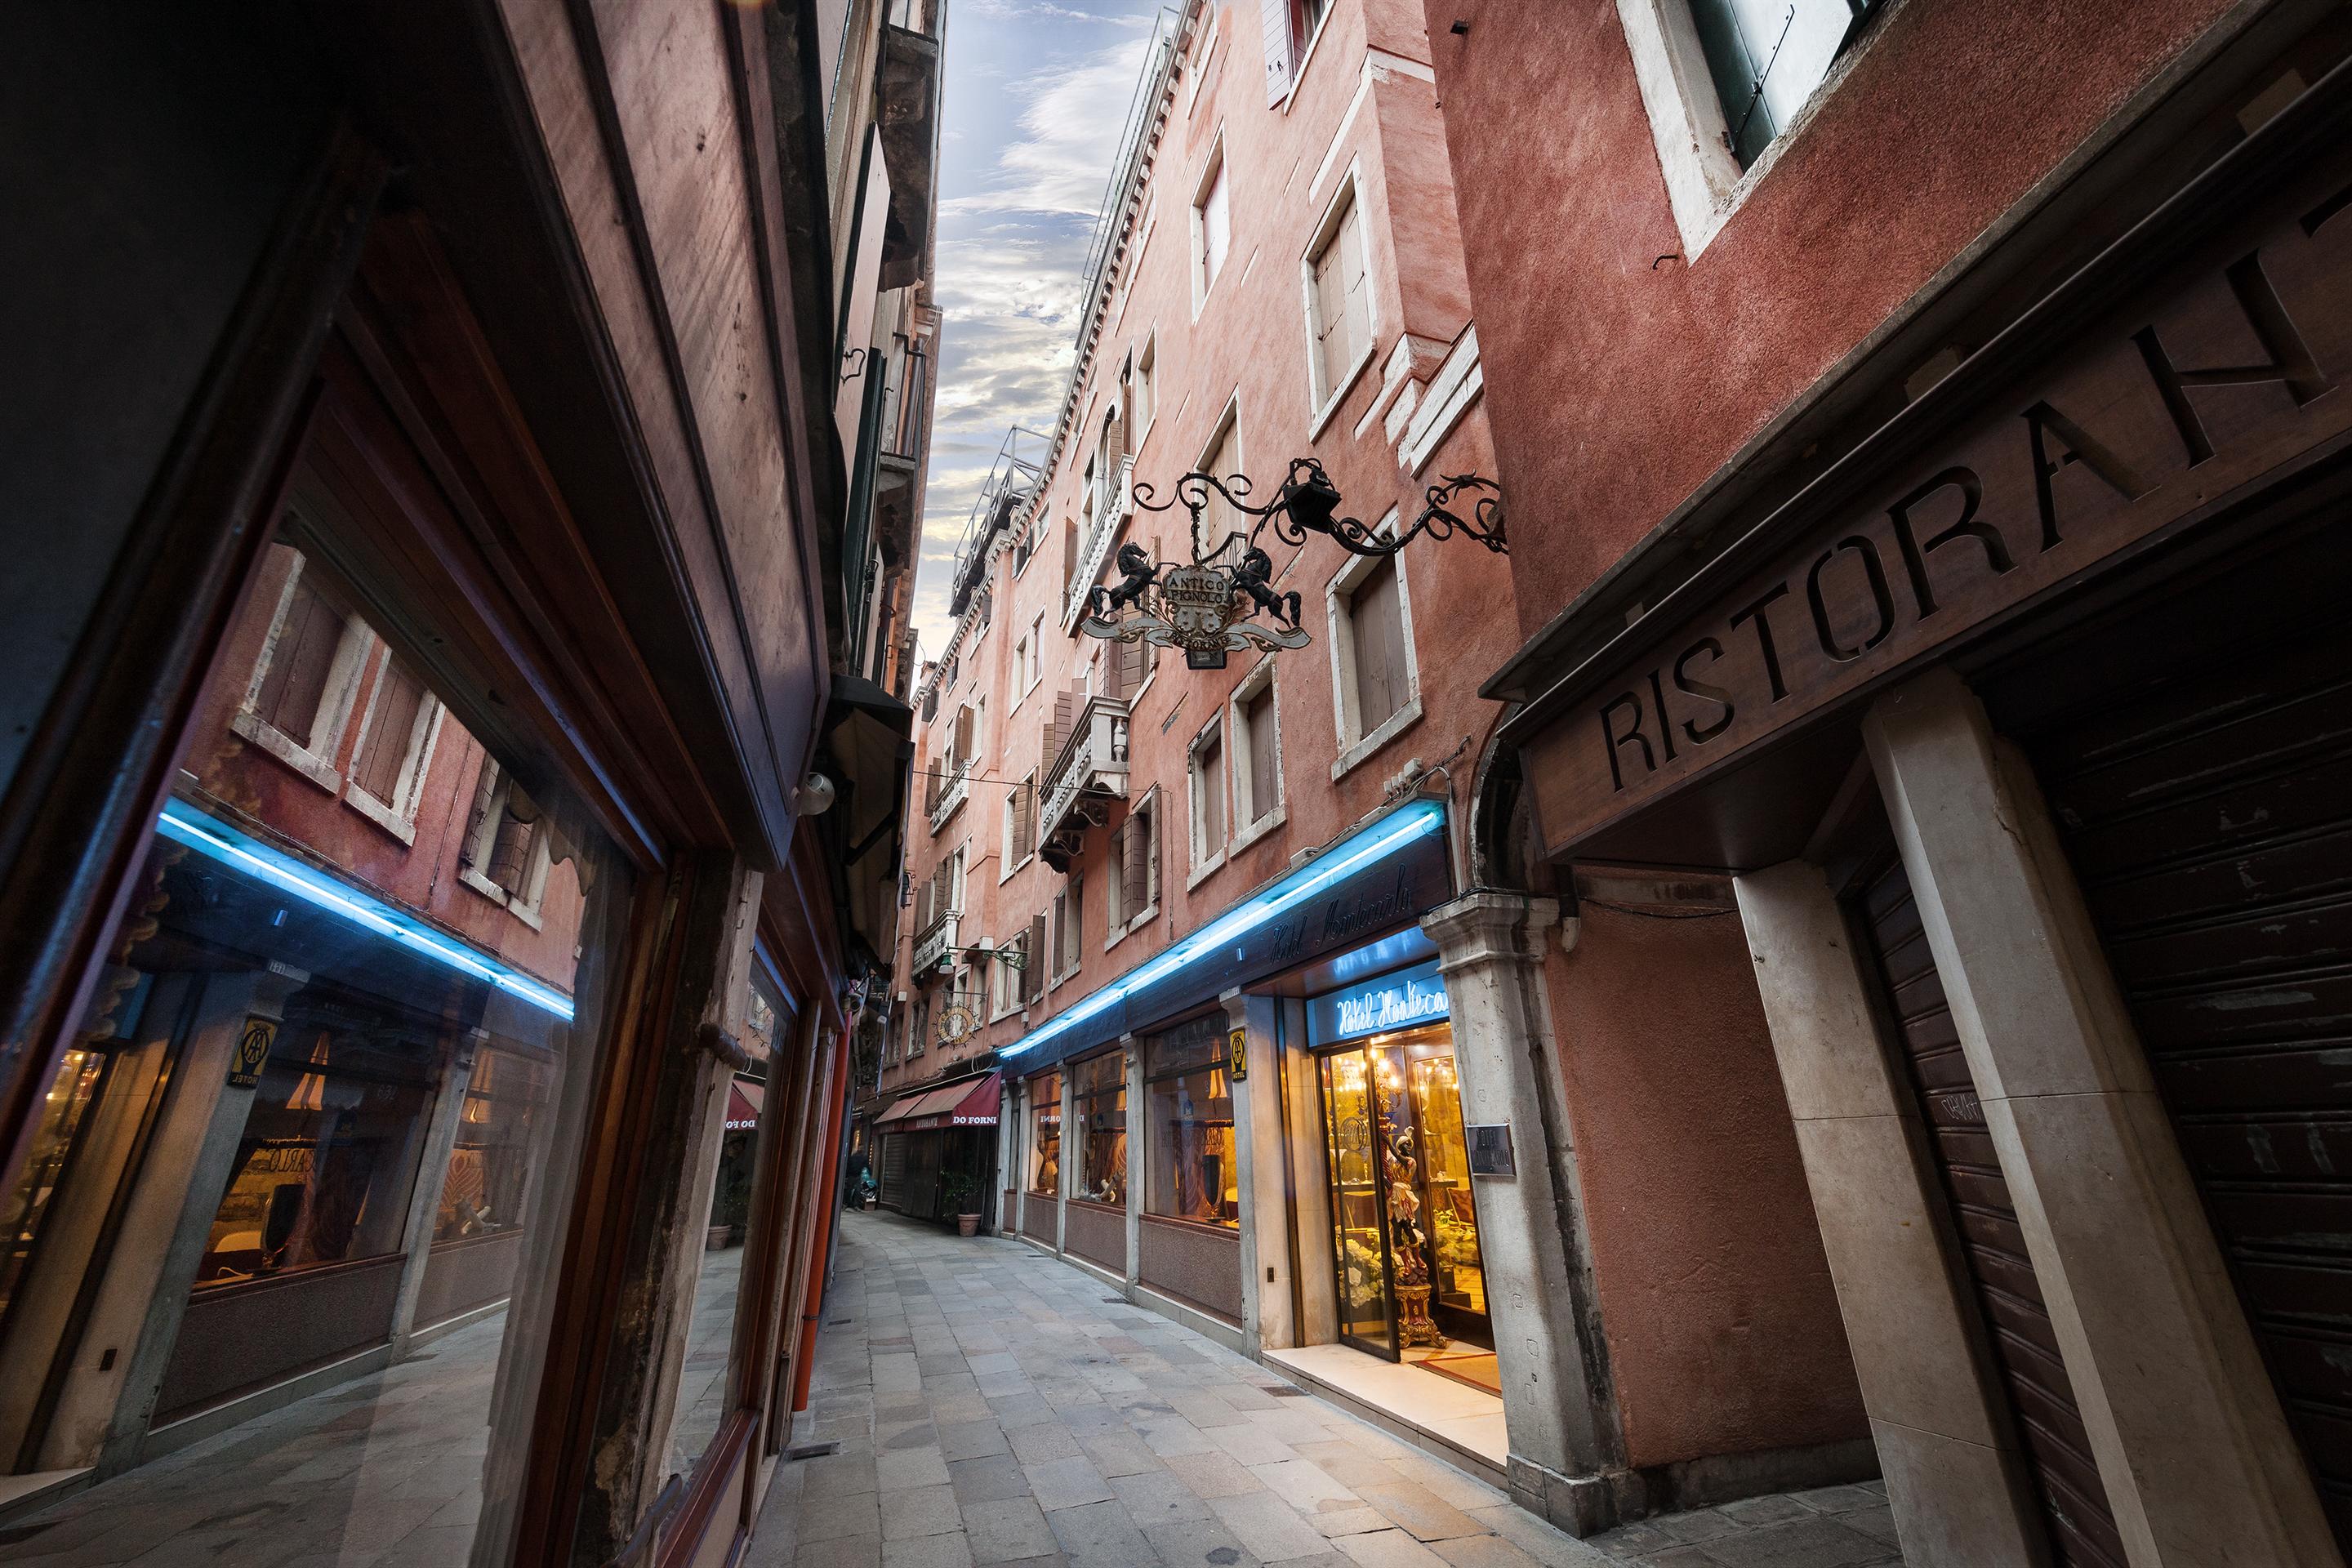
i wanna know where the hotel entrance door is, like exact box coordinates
[1316,1023,1490,1361]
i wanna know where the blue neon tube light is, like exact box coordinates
[998,798,1445,1061]
[155,800,577,1022]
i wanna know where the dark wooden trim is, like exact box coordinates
[185,1250,407,1303]
[554,0,801,866]
[653,1409,756,1568]
[503,859,681,1567]
[0,124,385,1223]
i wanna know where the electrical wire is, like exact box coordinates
[1578,898,1735,920]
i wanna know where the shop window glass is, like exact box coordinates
[1145,1017,1236,1228]
[0,510,634,1568]
[0,1047,111,1339]
[1071,1051,1126,1205]
[662,960,791,1479]
[1028,1071,1062,1196]
[196,1030,437,1284]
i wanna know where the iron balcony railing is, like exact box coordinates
[1037,692,1132,872]
[1060,455,1134,630]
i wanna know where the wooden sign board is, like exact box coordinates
[1527,153,2352,860]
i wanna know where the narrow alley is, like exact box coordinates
[751,1214,1903,1568]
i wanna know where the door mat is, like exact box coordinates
[1419,1352,1501,1396]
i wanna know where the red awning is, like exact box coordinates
[903,1072,1000,1132]
[874,1092,924,1125]
[724,1077,764,1132]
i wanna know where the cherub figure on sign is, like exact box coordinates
[1232,547,1302,627]
[1088,544,1160,621]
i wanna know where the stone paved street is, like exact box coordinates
[747,1213,1904,1568]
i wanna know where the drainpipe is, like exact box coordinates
[792,1027,854,1412]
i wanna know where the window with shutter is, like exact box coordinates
[252,575,352,751]
[1197,409,1243,556]
[1135,337,1156,435]
[1117,635,1150,702]
[1308,193,1370,405]
[1063,874,1083,972]
[1244,684,1278,822]
[1120,810,1147,920]
[1196,148,1231,295]
[1193,727,1225,862]
[486,787,541,896]
[1259,0,1296,103]
[1350,558,1406,735]
[1026,915,1047,1003]
[353,657,428,806]
[954,705,974,767]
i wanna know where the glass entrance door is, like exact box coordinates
[1316,1024,1491,1360]
[1319,1046,1395,1356]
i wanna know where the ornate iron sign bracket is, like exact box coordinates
[1077,457,1503,670]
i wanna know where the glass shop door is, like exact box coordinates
[1318,1045,1397,1359]
[1316,1025,1493,1361]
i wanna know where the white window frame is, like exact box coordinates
[1107,787,1162,949]
[1194,394,1244,558]
[990,937,1023,1022]
[457,758,555,930]
[341,651,448,847]
[1617,0,1873,258]
[1185,7,1220,116]
[1001,768,1036,882]
[1325,510,1423,781]
[233,552,377,795]
[1186,715,1227,888]
[1282,0,1340,111]
[1299,163,1379,439]
[1190,130,1230,318]
[1134,332,1158,448]
[1226,658,1285,853]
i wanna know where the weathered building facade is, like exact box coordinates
[1425,0,2352,1562]
[873,0,1873,1539]
[0,1,935,1563]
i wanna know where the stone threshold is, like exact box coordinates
[1262,1342,1510,1490]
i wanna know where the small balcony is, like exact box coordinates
[1060,456,1134,630]
[925,755,970,832]
[1037,689,1132,873]
[913,908,959,978]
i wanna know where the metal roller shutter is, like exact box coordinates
[1853,854,2127,1567]
[879,1133,908,1209]
[2029,621,2352,1548]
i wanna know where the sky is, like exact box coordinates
[908,0,1174,662]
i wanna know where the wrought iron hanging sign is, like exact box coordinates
[1078,457,1504,670]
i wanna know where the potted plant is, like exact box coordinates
[707,1151,753,1250]
[941,1171,983,1236]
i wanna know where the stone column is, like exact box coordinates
[1224,990,1290,1352]
[69,962,304,1473]
[1732,861,2045,1567]
[388,1027,485,1354]
[1122,1035,1143,1288]
[1281,996,1337,1347]
[1000,1082,1021,1236]
[1864,669,2337,1566]
[1421,893,1633,1536]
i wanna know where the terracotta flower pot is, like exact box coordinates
[706,1224,733,1250]
[956,1214,980,1237]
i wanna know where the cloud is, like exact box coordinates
[907,9,1163,661]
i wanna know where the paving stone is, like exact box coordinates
[1209,1490,1339,1563]
[886,1534,978,1568]
[1788,1486,1881,1517]
[1711,1498,1812,1530]
[951,1454,1036,1506]
[1645,1511,1738,1546]
[964,1496,1062,1564]
[1025,1456,1116,1512]
[941,1419,1016,1462]
[1108,1466,1211,1526]
[1045,1498,1155,1566]
[1010,1423,1085,1465]
[880,1448,956,1491]
[1355,1483,1487,1544]
[880,1486,964,1542]
[1686,1517,1891,1567]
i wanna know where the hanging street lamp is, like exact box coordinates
[1078,457,1505,670]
